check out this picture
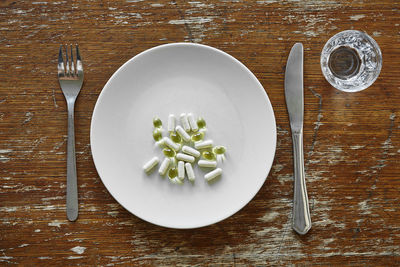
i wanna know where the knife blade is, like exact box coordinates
[284,43,311,235]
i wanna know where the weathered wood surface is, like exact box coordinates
[1,0,399,265]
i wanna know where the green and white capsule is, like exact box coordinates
[198,160,217,168]
[153,117,162,128]
[185,163,195,182]
[191,131,204,142]
[176,153,195,163]
[168,114,176,132]
[195,140,213,150]
[178,161,185,180]
[187,113,198,132]
[180,113,190,132]
[154,138,165,149]
[202,150,215,160]
[204,168,222,182]
[182,145,200,158]
[143,156,159,173]
[163,137,180,151]
[159,158,171,176]
[197,117,206,129]
[176,125,191,142]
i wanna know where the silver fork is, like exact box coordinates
[58,44,84,221]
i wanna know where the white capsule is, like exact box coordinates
[170,177,184,185]
[167,114,176,132]
[182,145,200,158]
[198,160,217,168]
[204,168,222,182]
[158,158,171,176]
[176,125,191,142]
[187,113,198,132]
[154,140,163,149]
[194,140,213,149]
[143,157,159,173]
[180,113,190,132]
[176,153,195,163]
[216,154,225,164]
[163,137,180,151]
[199,128,207,134]
[178,161,185,180]
[185,163,195,182]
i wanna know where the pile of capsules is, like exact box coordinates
[143,113,226,184]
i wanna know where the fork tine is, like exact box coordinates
[58,45,65,76]
[70,44,75,76]
[76,44,83,72]
[65,45,70,76]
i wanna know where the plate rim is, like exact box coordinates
[90,42,277,229]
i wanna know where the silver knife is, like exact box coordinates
[284,43,311,235]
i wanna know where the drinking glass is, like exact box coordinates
[320,30,382,92]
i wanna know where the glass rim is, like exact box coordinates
[320,30,382,92]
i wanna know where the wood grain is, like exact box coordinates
[1,0,400,265]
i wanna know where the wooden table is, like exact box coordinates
[1,0,399,265]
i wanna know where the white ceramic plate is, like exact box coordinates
[91,43,276,229]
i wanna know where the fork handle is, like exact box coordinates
[66,100,78,221]
[292,131,311,235]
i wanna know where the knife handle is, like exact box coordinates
[292,131,311,235]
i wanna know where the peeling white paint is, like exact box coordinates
[252,227,280,236]
[48,220,66,227]
[16,185,41,192]
[169,17,213,25]
[71,246,86,255]
[23,112,34,124]
[259,211,279,222]
[0,207,17,212]
[303,30,318,37]
[107,211,119,217]
[67,256,84,259]
[277,174,292,185]
[323,238,336,245]
[373,31,381,37]
[358,200,371,214]
[257,0,279,3]
[188,1,215,8]
[272,164,284,173]
[350,14,365,21]
[42,196,63,202]
[0,149,11,163]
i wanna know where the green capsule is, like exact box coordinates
[191,131,204,142]
[163,147,176,158]
[202,150,215,160]
[153,116,162,128]
[197,117,206,129]
[170,132,182,143]
[153,129,163,142]
[168,167,178,179]
[213,146,226,155]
